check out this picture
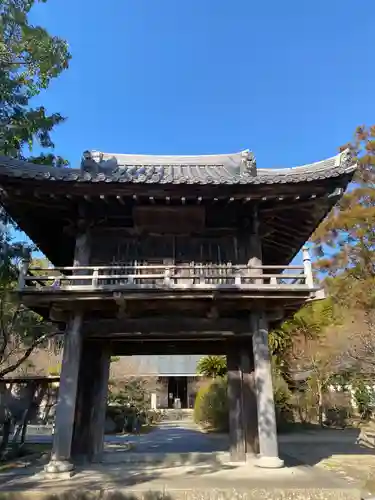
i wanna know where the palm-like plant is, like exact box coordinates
[197,355,227,378]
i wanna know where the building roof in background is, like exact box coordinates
[128,355,202,376]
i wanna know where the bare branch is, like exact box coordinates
[0,330,58,379]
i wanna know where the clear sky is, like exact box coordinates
[29,0,375,169]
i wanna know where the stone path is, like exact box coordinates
[114,420,228,454]
[0,421,362,499]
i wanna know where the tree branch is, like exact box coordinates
[0,330,58,379]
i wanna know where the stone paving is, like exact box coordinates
[0,420,364,499]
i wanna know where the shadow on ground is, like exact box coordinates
[0,492,176,499]
[279,427,375,467]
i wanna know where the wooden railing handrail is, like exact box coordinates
[26,264,305,272]
[23,272,307,281]
[17,258,315,291]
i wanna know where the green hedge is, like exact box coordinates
[194,373,294,433]
[194,377,229,432]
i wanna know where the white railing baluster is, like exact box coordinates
[302,246,314,289]
[270,276,278,285]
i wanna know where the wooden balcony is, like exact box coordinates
[16,249,319,323]
[18,256,316,295]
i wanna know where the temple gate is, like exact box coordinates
[0,148,355,473]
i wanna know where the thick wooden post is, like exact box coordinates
[227,344,246,462]
[89,343,111,462]
[72,341,110,462]
[45,217,91,475]
[240,344,259,456]
[252,313,284,468]
[44,313,83,474]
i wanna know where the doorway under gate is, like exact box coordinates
[167,376,188,408]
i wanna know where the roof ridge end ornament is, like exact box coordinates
[241,149,257,176]
[339,147,355,170]
[81,150,103,174]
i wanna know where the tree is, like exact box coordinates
[0,0,70,378]
[197,355,227,378]
[274,298,347,425]
[312,126,375,375]
[0,257,57,379]
[0,0,70,163]
[313,125,375,277]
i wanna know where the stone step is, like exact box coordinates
[102,451,231,466]
[0,487,361,499]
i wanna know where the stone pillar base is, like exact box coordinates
[44,459,74,474]
[255,455,284,469]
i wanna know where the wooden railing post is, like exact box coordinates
[234,267,242,286]
[18,259,30,290]
[164,267,172,286]
[302,246,314,289]
[92,267,99,288]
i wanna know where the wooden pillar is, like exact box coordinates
[89,343,111,462]
[45,218,91,474]
[240,344,259,456]
[44,313,83,474]
[72,341,110,463]
[248,204,263,284]
[252,313,284,468]
[227,344,246,462]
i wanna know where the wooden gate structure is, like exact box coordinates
[0,148,355,473]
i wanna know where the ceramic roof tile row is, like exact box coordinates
[0,149,356,186]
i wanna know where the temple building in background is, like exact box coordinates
[130,354,204,409]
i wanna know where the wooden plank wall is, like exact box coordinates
[90,234,238,264]
[90,233,240,285]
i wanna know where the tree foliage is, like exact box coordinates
[0,0,69,380]
[197,355,227,378]
[313,126,375,277]
[311,125,375,375]
[0,0,70,162]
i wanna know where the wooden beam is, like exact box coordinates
[83,317,251,335]
[110,339,229,356]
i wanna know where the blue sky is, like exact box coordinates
[29,0,375,169]
[21,0,374,266]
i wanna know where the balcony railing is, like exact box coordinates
[17,248,315,292]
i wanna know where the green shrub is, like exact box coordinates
[354,380,374,420]
[273,371,294,431]
[194,371,295,433]
[194,377,228,432]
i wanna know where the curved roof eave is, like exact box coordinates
[0,148,356,186]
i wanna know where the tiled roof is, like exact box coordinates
[0,149,356,186]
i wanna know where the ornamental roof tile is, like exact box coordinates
[0,149,356,186]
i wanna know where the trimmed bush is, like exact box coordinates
[194,371,295,433]
[194,377,228,432]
